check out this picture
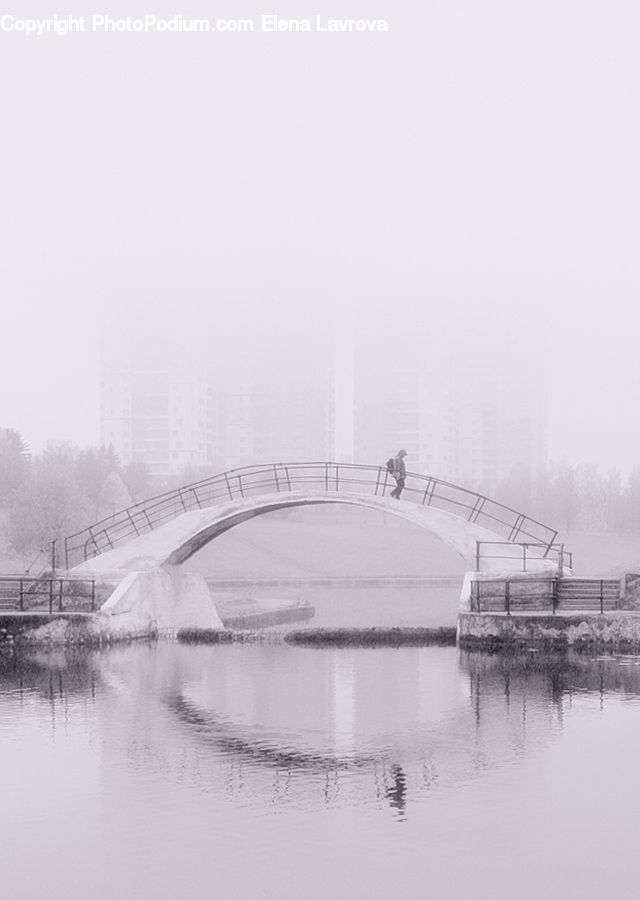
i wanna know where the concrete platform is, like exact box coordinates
[458,610,640,650]
[219,598,315,629]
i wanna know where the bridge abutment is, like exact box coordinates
[98,568,223,638]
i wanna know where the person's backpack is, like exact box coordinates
[386,457,396,475]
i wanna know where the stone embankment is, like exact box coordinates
[456,570,640,650]
[0,613,143,648]
[458,611,640,651]
[0,596,316,647]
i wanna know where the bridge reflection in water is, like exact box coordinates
[3,643,638,820]
[5,643,640,899]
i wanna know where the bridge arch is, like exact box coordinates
[66,463,558,575]
[71,492,518,574]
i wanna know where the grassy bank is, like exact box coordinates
[284,626,457,647]
[176,628,234,644]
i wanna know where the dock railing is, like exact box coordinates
[470,577,559,615]
[470,575,619,615]
[0,577,97,613]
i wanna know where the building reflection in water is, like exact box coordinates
[6,644,640,823]
[332,651,355,761]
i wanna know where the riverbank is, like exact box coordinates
[0,613,153,648]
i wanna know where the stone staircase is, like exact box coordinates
[557,577,620,612]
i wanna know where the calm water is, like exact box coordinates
[218,582,462,628]
[2,640,640,899]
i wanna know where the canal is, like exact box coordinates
[2,624,640,898]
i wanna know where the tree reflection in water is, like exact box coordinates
[5,643,640,824]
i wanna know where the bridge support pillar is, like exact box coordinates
[98,567,223,638]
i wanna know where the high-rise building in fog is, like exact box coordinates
[351,310,547,492]
[100,311,334,483]
[101,303,546,492]
[453,342,547,490]
[100,325,218,481]
[214,321,334,470]
[352,316,456,477]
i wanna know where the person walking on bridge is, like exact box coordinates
[389,449,408,499]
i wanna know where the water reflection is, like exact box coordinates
[3,643,640,823]
[0,648,98,700]
[166,690,375,770]
[4,643,640,899]
[460,648,640,711]
[385,764,407,820]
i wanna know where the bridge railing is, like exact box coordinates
[64,462,558,568]
[475,541,572,572]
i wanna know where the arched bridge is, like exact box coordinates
[65,462,559,574]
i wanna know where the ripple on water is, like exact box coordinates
[3,643,640,898]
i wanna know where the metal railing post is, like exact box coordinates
[558,543,564,577]
[19,578,24,611]
[91,581,96,612]
[552,578,558,615]
[475,542,481,572]
[58,580,63,612]
[127,509,140,536]
[505,579,511,616]
[49,580,54,613]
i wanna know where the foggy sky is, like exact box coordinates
[1,0,639,469]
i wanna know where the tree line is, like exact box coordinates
[3,426,640,561]
[0,428,153,559]
[494,462,640,535]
